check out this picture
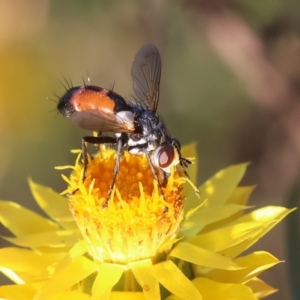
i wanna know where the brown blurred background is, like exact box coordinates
[0,0,299,299]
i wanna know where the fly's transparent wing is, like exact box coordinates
[131,44,161,112]
[71,109,135,133]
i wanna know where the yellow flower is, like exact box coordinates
[0,143,295,300]
[62,148,186,265]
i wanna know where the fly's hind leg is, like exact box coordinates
[143,148,166,202]
[82,135,126,207]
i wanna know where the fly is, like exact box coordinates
[57,44,191,205]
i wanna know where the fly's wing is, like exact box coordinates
[131,44,161,112]
[71,109,135,133]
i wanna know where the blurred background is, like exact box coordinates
[0,0,299,298]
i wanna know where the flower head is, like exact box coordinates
[0,143,295,300]
[63,148,186,264]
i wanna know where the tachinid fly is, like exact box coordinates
[57,44,191,205]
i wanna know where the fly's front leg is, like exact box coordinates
[143,148,166,202]
[81,136,117,182]
[180,157,192,179]
[103,137,123,207]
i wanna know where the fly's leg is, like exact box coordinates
[103,137,123,207]
[81,136,117,182]
[143,148,166,202]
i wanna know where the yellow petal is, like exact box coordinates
[48,291,90,300]
[0,268,49,286]
[2,229,77,248]
[0,201,59,236]
[218,206,295,259]
[0,284,36,300]
[109,292,146,299]
[68,240,89,259]
[170,242,241,270]
[130,259,160,300]
[164,295,182,300]
[49,241,89,275]
[204,186,256,228]
[188,221,266,253]
[205,251,281,283]
[199,163,249,207]
[192,204,250,227]
[0,267,25,284]
[91,263,125,300]
[239,206,295,223]
[184,203,203,221]
[181,142,197,185]
[183,192,202,221]
[28,178,75,230]
[153,260,202,300]
[234,251,280,282]
[34,256,98,300]
[181,143,200,215]
[226,186,255,206]
[0,247,55,279]
[245,277,277,298]
[182,204,250,238]
[192,277,256,300]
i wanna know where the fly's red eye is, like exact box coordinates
[157,144,175,168]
